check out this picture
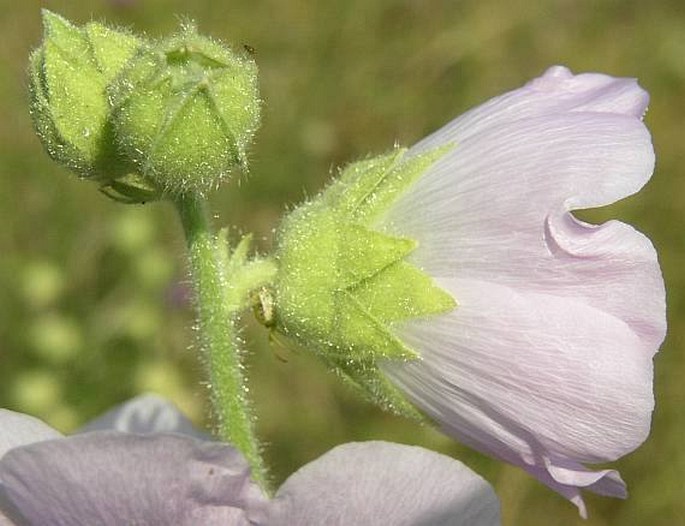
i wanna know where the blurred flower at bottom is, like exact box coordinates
[0,395,500,526]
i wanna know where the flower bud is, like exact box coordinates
[109,24,261,196]
[264,146,456,417]
[28,10,141,182]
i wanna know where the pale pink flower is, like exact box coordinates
[0,396,500,525]
[377,65,666,517]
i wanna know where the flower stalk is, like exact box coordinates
[174,193,272,490]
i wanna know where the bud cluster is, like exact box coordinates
[29,11,260,200]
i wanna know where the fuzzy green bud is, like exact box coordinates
[28,10,142,183]
[262,146,456,418]
[109,23,261,196]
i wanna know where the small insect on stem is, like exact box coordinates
[253,287,276,328]
[252,287,292,361]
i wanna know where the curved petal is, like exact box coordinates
[406,111,654,212]
[0,410,61,459]
[387,111,655,261]
[410,65,649,158]
[381,277,655,512]
[77,394,209,439]
[377,67,665,515]
[383,110,664,353]
[263,441,500,526]
[0,432,266,526]
[526,457,626,519]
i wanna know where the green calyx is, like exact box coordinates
[28,10,141,183]
[29,11,260,202]
[267,146,456,418]
[109,23,261,196]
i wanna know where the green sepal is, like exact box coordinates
[335,290,417,360]
[32,11,106,175]
[269,145,456,417]
[352,260,456,323]
[327,357,424,420]
[28,48,77,171]
[28,10,143,184]
[339,224,416,288]
[84,21,141,82]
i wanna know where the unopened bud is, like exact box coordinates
[28,10,141,182]
[109,23,261,196]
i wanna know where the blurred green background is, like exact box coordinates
[1,1,683,524]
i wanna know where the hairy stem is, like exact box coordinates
[174,193,268,489]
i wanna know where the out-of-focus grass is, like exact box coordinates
[1,1,683,524]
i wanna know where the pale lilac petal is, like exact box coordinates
[379,68,664,512]
[0,432,267,526]
[526,458,626,519]
[0,411,61,525]
[77,394,209,439]
[263,441,500,526]
[386,113,656,284]
[383,75,664,357]
[381,277,654,512]
[411,65,649,157]
[0,410,61,459]
[412,111,655,212]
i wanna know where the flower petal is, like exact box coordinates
[384,107,664,355]
[381,277,654,512]
[388,110,655,229]
[0,410,61,525]
[378,68,665,515]
[526,457,626,519]
[410,65,649,158]
[0,410,61,459]
[263,441,500,526]
[387,110,655,249]
[77,394,209,439]
[0,432,266,526]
